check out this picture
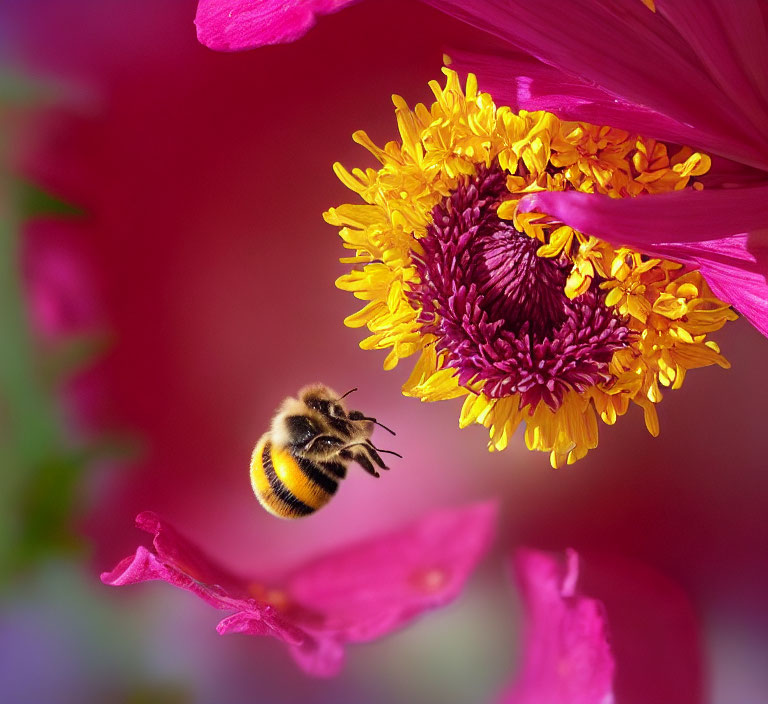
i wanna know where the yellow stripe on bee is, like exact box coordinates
[270,445,331,510]
[250,436,283,516]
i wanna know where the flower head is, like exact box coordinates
[326,70,735,466]
[101,502,496,677]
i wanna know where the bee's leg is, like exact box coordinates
[304,434,345,456]
[363,442,389,471]
[348,449,381,478]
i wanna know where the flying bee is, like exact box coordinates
[250,384,400,519]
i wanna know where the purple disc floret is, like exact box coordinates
[408,164,631,412]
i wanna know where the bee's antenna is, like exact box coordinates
[365,441,403,459]
[361,417,396,436]
[343,441,402,459]
[372,447,403,458]
[338,387,358,401]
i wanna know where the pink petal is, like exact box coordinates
[286,501,498,641]
[287,636,346,678]
[101,543,243,611]
[430,0,768,169]
[656,0,768,136]
[519,187,768,336]
[195,0,359,51]
[216,612,307,648]
[102,504,495,677]
[449,49,710,154]
[520,186,768,244]
[101,514,313,659]
[133,511,251,597]
[502,549,615,704]
[694,239,768,339]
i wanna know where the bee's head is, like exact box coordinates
[298,383,349,419]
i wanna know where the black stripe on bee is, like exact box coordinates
[322,461,347,479]
[294,455,339,495]
[262,443,314,516]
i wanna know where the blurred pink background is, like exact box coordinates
[2,0,768,702]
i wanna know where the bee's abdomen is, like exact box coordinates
[250,437,340,519]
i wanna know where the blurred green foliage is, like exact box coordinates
[0,89,107,585]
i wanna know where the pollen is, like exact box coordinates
[324,69,736,467]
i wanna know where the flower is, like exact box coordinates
[504,549,614,704]
[195,0,359,51]
[325,69,735,466]
[195,0,768,340]
[101,502,497,677]
[503,548,703,704]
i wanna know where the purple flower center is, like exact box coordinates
[408,165,631,412]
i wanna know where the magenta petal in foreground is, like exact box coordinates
[519,187,768,337]
[502,549,614,704]
[195,0,359,51]
[429,0,768,170]
[285,501,496,641]
[102,503,496,677]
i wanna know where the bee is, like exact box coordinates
[250,384,400,519]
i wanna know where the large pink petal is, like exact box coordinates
[429,0,768,169]
[519,187,768,336]
[195,0,359,51]
[286,501,497,641]
[501,549,614,704]
[656,0,768,136]
[102,505,495,677]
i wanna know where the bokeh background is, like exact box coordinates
[1,1,767,702]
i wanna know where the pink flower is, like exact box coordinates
[101,502,496,677]
[504,549,615,704]
[195,0,360,51]
[194,0,768,338]
[504,548,703,704]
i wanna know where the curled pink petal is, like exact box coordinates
[215,612,308,647]
[102,502,496,676]
[195,0,359,51]
[519,186,768,244]
[133,510,250,597]
[502,549,615,704]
